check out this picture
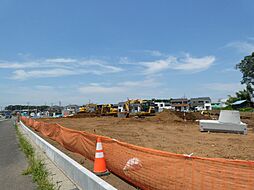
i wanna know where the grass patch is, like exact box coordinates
[15,125,55,190]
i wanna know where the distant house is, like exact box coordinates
[118,102,125,112]
[153,99,171,112]
[211,102,221,110]
[130,103,141,113]
[62,104,79,117]
[171,98,189,112]
[218,98,228,108]
[231,100,251,109]
[189,97,212,111]
[47,105,63,117]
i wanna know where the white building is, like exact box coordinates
[189,97,212,111]
[154,101,171,112]
[118,102,125,112]
[218,98,228,108]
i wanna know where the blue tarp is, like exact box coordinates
[232,100,247,105]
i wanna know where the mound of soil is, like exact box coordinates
[71,112,100,118]
[148,110,212,124]
[39,111,254,161]
[148,110,183,123]
[173,111,212,121]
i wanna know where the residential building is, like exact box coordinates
[47,105,63,117]
[130,103,141,113]
[189,97,212,111]
[171,98,189,112]
[153,99,171,112]
[62,104,79,117]
[218,98,227,108]
[211,102,221,110]
[118,102,125,112]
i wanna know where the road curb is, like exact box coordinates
[20,121,117,190]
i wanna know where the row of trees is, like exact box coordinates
[5,105,50,112]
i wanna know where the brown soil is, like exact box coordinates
[34,110,254,190]
[38,110,254,160]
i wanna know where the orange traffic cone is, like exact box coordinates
[93,137,110,176]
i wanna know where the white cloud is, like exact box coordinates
[119,79,158,87]
[141,57,174,74]
[78,79,161,102]
[79,79,158,94]
[0,85,84,106]
[141,54,215,74]
[205,83,245,92]
[79,85,123,94]
[12,69,76,80]
[0,57,123,80]
[45,58,77,63]
[225,41,254,54]
[35,85,54,90]
[0,78,168,106]
[1,53,215,80]
[173,54,215,71]
[220,68,238,73]
[144,50,165,57]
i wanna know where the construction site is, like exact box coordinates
[20,101,253,190]
[2,1,254,190]
[37,110,254,160]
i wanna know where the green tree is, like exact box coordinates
[226,95,240,105]
[226,89,251,105]
[236,52,254,95]
[235,89,251,101]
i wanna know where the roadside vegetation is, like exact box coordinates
[15,124,55,190]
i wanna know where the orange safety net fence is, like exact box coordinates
[20,117,254,190]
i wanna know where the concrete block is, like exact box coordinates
[199,110,247,135]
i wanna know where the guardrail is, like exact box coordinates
[19,121,117,190]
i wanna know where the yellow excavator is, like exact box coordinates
[118,99,156,118]
[136,100,156,117]
[78,106,88,113]
[100,104,118,117]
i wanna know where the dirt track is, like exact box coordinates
[38,110,254,160]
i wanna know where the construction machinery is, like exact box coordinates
[78,106,88,113]
[136,100,156,117]
[74,103,100,118]
[100,104,118,117]
[78,103,97,113]
[118,99,157,118]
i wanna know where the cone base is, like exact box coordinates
[94,169,110,176]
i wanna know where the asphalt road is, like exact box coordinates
[0,119,36,189]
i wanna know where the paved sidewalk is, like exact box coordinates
[19,123,79,190]
[0,119,36,190]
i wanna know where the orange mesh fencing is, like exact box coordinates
[20,117,254,190]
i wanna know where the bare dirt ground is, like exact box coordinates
[34,110,254,189]
[38,110,254,160]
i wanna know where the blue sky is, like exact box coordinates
[0,0,254,106]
